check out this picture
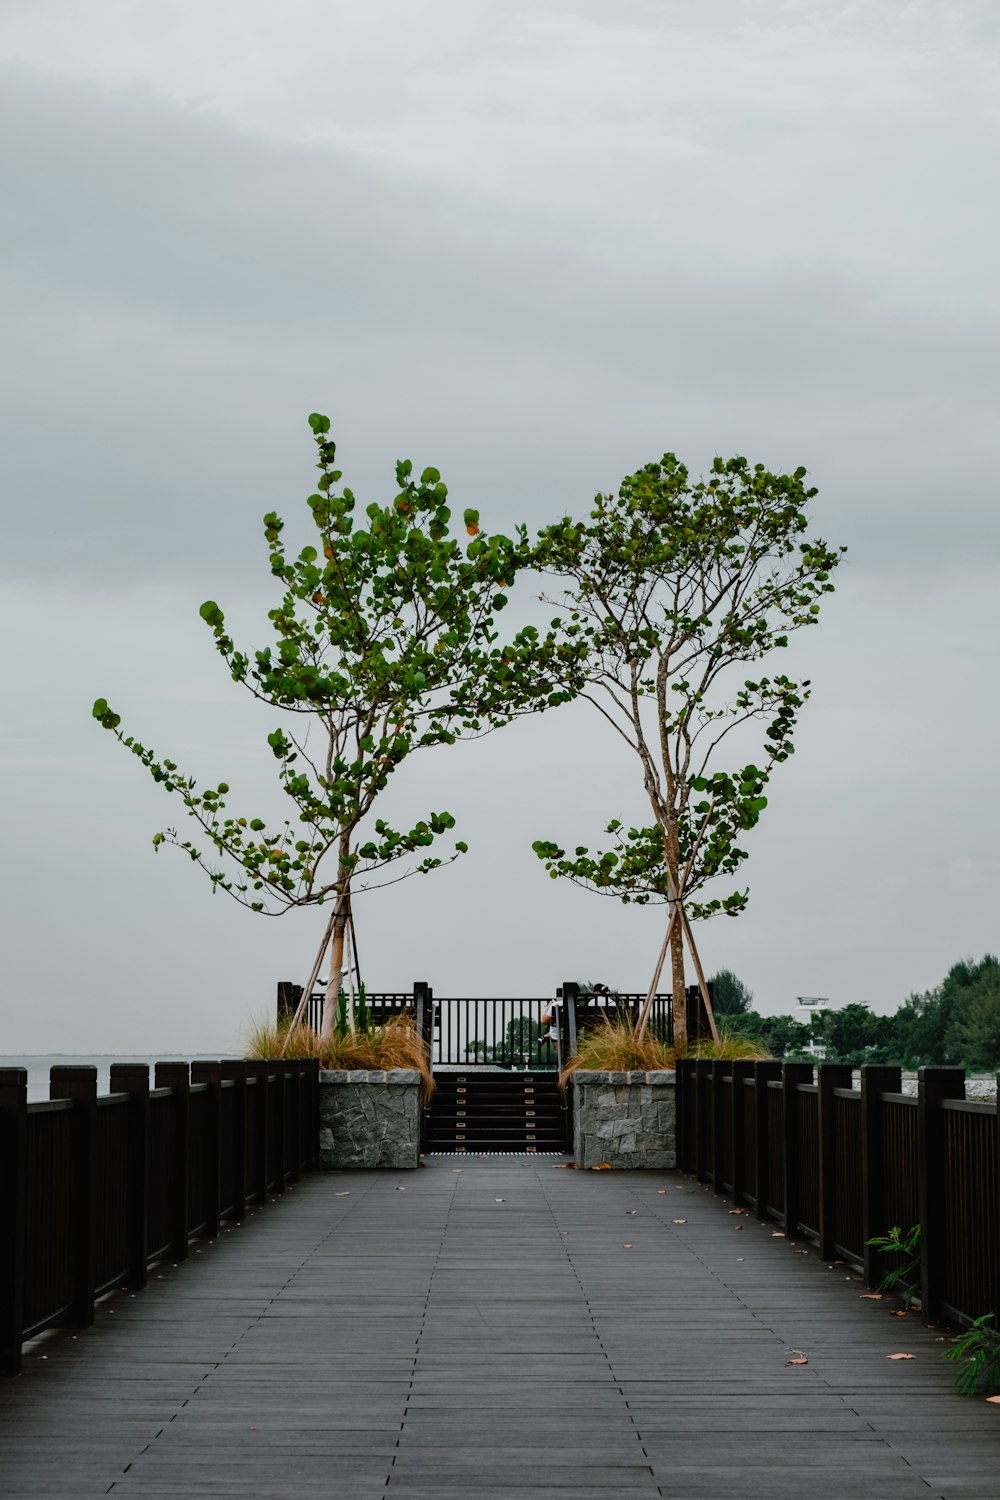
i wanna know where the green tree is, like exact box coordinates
[532,453,843,1048]
[810,1002,889,1063]
[709,969,754,1017]
[739,1010,813,1060]
[94,414,573,1041]
[891,956,1000,1067]
[943,956,1000,1068]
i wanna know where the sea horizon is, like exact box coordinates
[0,1053,235,1101]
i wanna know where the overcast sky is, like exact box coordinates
[1,1,997,1053]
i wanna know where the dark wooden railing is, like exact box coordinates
[677,1060,999,1329]
[0,1058,319,1376]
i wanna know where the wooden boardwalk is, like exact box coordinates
[2,1157,998,1498]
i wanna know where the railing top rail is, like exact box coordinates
[26,1098,74,1115]
[942,1098,995,1115]
[832,1087,860,1099]
[96,1092,131,1108]
[880,1091,916,1106]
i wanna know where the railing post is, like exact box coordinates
[51,1066,98,1327]
[191,1062,222,1237]
[253,1063,270,1201]
[221,1061,249,1220]
[694,1060,712,1181]
[730,1061,755,1206]
[272,1065,286,1195]
[289,1062,303,1182]
[110,1064,150,1289]
[753,1062,781,1220]
[711,1060,727,1191]
[0,1068,28,1376]
[918,1066,965,1320]
[276,981,300,1025]
[781,1062,814,1240]
[817,1063,854,1261]
[308,1058,321,1172]
[860,1064,902,1285]
[562,982,580,1063]
[154,1063,190,1259]
[675,1059,688,1169]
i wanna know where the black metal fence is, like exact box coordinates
[0,1058,319,1377]
[677,1060,999,1329]
[278,982,680,1071]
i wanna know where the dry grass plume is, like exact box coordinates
[246,1012,435,1101]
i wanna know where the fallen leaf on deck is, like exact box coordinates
[552,1162,576,1169]
[495,1198,505,1202]
[735,1225,743,1231]
[887,1353,915,1360]
[334,1192,351,1197]
[736,1257,745,1262]
[985,1396,1000,1404]
[672,1218,688,1224]
[623,1243,633,1248]
[860,1293,883,1300]
[452,1169,463,1173]
[626,1210,638,1216]
[396,1186,406,1191]
[786,1357,808,1366]
[657,1189,666,1195]
[590,1163,612,1171]
[729,1208,745,1215]
[892,1309,909,1317]
[772,1231,786,1238]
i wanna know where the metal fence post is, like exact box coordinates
[753,1062,781,1221]
[191,1062,222,1237]
[817,1063,854,1261]
[0,1068,28,1376]
[110,1064,150,1289]
[860,1064,902,1286]
[51,1066,98,1327]
[781,1062,814,1240]
[154,1063,190,1259]
[918,1066,965,1320]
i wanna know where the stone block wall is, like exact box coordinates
[572,1070,676,1169]
[319,1069,421,1169]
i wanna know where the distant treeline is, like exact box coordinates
[710,957,1000,1070]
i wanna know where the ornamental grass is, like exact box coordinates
[246,1012,435,1101]
[559,1012,770,1088]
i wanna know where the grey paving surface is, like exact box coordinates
[2,1160,999,1497]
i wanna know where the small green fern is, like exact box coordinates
[943,1314,1000,1396]
[866,1224,921,1309]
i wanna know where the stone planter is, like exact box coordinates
[319,1069,422,1169]
[572,1070,676,1169]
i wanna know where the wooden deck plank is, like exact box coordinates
[2,1159,998,1497]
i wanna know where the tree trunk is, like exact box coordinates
[670,913,687,1053]
[320,888,351,1043]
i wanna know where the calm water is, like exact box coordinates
[0,1055,231,1102]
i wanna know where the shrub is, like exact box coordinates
[246,1012,435,1102]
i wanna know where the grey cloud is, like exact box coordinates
[2,65,998,597]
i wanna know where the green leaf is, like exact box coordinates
[308,413,331,435]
